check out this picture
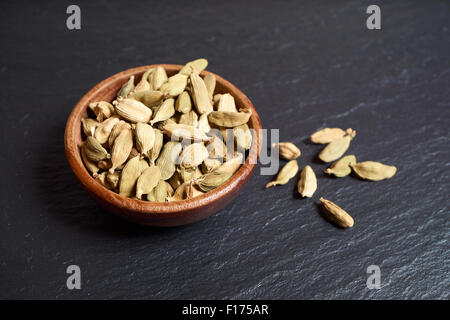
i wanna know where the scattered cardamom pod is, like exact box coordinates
[311,128,355,144]
[297,165,317,198]
[318,135,353,163]
[320,197,354,228]
[272,142,301,160]
[324,155,356,177]
[266,159,299,188]
[350,161,397,181]
[136,166,161,199]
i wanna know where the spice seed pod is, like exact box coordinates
[273,142,301,160]
[318,135,353,163]
[297,165,317,198]
[324,155,356,177]
[350,161,397,181]
[320,197,354,228]
[266,159,299,188]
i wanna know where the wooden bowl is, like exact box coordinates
[64,64,262,226]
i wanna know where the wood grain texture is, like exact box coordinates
[0,0,449,299]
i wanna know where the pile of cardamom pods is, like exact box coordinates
[80,58,253,202]
[269,128,397,228]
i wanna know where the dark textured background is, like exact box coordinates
[0,0,449,299]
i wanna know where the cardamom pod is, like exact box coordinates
[89,101,115,122]
[149,66,168,90]
[106,171,121,189]
[266,159,299,188]
[203,73,216,101]
[109,128,133,173]
[148,180,172,202]
[150,98,175,125]
[190,72,213,114]
[119,156,149,197]
[135,122,155,156]
[297,165,317,197]
[178,110,198,126]
[156,141,182,180]
[179,143,209,168]
[201,157,222,173]
[350,161,397,181]
[272,142,301,160]
[94,116,120,144]
[179,58,208,75]
[320,197,354,228]
[160,74,188,97]
[324,155,356,177]
[207,135,227,159]
[208,109,251,128]
[311,128,355,144]
[95,172,112,189]
[129,90,163,108]
[108,120,131,148]
[175,91,192,113]
[163,123,211,142]
[217,93,237,112]
[132,69,152,94]
[215,153,243,176]
[234,124,252,150]
[136,166,161,199]
[81,147,100,176]
[318,135,353,163]
[196,171,232,192]
[197,112,211,134]
[81,118,98,137]
[168,170,183,190]
[179,166,202,183]
[148,128,163,165]
[117,75,135,98]
[83,136,110,162]
[115,98,152,123]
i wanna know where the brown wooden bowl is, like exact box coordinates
[64,64,262,227]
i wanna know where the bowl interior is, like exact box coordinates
[65,64,262,217]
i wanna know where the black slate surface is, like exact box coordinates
[0,0,449,299]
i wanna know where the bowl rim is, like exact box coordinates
[64,64,262,218]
